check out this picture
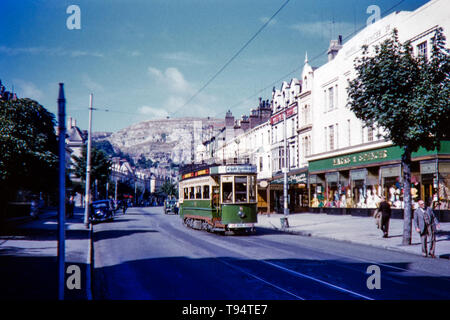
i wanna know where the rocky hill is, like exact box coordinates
[92,117,224,164]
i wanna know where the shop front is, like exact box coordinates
[268,169,309,213]
[308,142,450,221]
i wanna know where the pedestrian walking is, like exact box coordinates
[414,200,441,258]
[378,196,391,238]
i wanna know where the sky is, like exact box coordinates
[0,0,430,132]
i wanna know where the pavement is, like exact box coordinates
[0,208,92,300]
[256,212,450,260]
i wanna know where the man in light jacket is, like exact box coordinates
[414,200,440,258]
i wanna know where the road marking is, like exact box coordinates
[163,218,373,299]
[262,260,374,300]
[216,258,305,300]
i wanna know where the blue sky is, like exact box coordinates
[0,0,429,132]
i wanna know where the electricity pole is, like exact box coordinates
[84,94,93,228]
[57,83,66,300]
[283,111,289,217]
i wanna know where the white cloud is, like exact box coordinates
[290,21,355,38]
[138,106,170,118]
[260,16,277,26]
[159,51,208,65]
[0,46,104,58]
[14,80,44,101]
[145,66,217,118]
[148,66,191,94]
[82,74,104,93]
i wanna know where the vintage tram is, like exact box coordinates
[178,163,258,234]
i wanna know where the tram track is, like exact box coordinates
[157,213,375,300]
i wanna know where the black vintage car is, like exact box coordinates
[164,199,178,214]
[90,200,115,223]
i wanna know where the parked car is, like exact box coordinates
[90,200,115,223]
[164,199,178,214]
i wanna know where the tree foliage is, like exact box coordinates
[348,28,450,150]
[158,180,178,197]
[71,145,112,191]
[347,28,450,245]
[0,98,58,194]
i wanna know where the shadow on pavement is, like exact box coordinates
[94,229,158,241]
[0,255,88,300]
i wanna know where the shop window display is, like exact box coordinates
[325,173,339,208]
[310,185,325,207]
[352,180,365,208]
[309,175,325,208]
[434,174,450,209]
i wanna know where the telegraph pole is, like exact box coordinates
[57,83,66,300]
[84,94,93,228]
[283,111,289,217]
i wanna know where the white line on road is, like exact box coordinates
[261,260,374,300]
[216,257,305,300]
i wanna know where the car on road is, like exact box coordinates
[164,199,178,214]
[90,200,115,223]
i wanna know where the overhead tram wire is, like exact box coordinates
[215,0,409,119]
[170,0,291,118]
[67,0,407,121]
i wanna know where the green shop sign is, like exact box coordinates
[309,141,450,173]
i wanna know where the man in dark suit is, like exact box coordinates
[414,200,441,258]
[378,197,391,238]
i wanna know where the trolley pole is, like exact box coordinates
[57,83,66,300]
[84,94,93,228]
[283,111,289,217]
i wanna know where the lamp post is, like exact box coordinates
[84,94,93,228]
[283,111,289,217]
[57,83,66,300]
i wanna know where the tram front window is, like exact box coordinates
[223,182,233,203]
[235,176,247,203]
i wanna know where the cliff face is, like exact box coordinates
[92,117,224,164]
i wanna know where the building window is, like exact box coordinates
[291,118,295,136]
[335,84,338,109]
[335,123,339,149]
[324,126,327,151]
[328,87,334,111]
[259,156,263,171]
[329,125,335,151]
[368,126,374,142]
[417,41,427,59]
[361,125,365,144]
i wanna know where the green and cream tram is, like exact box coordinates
[178,163,258,234]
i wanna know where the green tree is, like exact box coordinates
[71,145,112,198]
[347,28,450,245]
[159,180,178,198]
[0,98,58,216]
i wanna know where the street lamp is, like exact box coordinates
[84,94,93,228]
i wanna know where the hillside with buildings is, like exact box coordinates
[92,117,225,165]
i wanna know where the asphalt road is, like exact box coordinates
[92,206,450,300]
